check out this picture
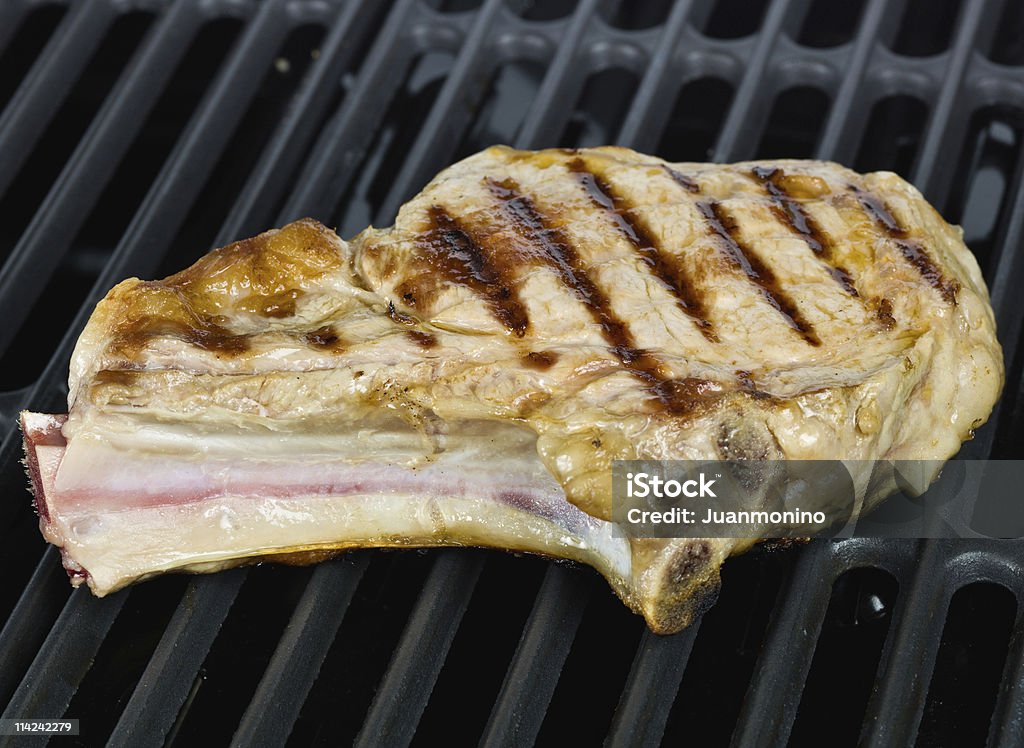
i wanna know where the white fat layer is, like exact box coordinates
[34,415,632,596]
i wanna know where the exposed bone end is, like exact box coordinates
[626,537,737,635]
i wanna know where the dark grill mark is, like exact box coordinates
[895,240,958,303]
[302,325,345,351]
[697,200,821,346]
[874,297,896,329]
[486,176,716,414]
[653,377,725,408]
[736,370,771,399]
[568,159,716,341]
[170,325,249,354]
[113,316,251,357]
[662,165,701,193]
[852,188,902,233]
[238,289,303,318]
[751,166,859,297]
[851,185,959,304]
[385,302,436,349]
[92,369,142,391]
[407,330,437,349]
[415,206,530,336]
[523,350,558,370]
[386,300,416,325]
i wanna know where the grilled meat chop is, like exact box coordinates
[22,146,1003,633]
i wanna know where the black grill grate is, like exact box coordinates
[1,0,1024,745]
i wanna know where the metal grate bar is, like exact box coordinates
[989,608,1024,748]
[281,0,425,222]
[0,548,68,706]
[947,543,1024,592]
[105,571,247,748]
[0,388,27,427]
[729,541,837,747]
[830,537,916,577]
[814,0,902,163]
[911,0,992,206]
[984,149,1024,340]
[516,0,600,154]
[217,0,384,241]
[860,541,952,747]
[479,566,590,747]
[857,8,1023,740]
[615,0,696,152]
[605,623,702,748]
[0,0,117,195]
[959,147,1024,460]
[712,0,799,162]
[514,0,603,150]
[353,551,485,748]
[230,556,370,748]
[0,0,260,359]
[376,0,507,223]
[0,589,127,726]
[0,1,31,55]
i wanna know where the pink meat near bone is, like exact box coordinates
[22,410,627,591]
[21,147,1003,633]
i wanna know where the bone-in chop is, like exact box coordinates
[22,147,1003,633]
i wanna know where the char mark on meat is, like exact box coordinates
[851,185,959,304]
[661,165,701,193]
[415,205,531,336]
[486,176,709,414]
[751,166,860,298]
[567,158,717,341]
[696,200,822,347]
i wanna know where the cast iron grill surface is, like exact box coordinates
[1,0,1023,745]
